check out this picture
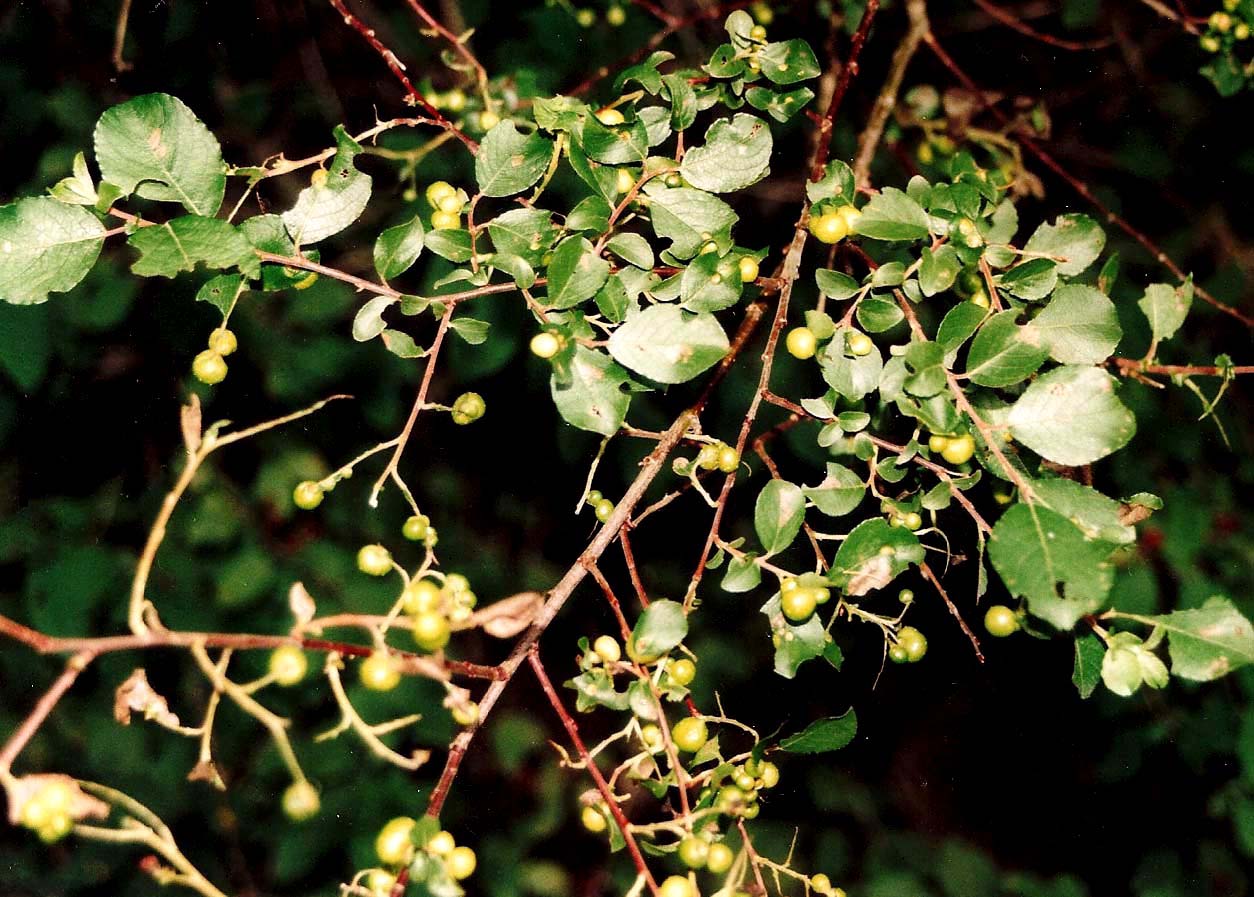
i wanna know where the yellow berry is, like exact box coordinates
[940,433,975,465]
[402,578,442,615]
[428,830,456,855]
[366,870,396,897]
[750,25,768,41]
[785,326,817,360]
[593,635,622,664]
[847,332,873,356]
[412,612,451,652]
[669,658,696,686]
[658,875,695,897]
[357,544,392,576]
[716,445,740,473]
[531,331,562,358]
[607,5,627,26]
[375,816,416,866]
[596,107,626,126]
[616,167,637,194]
[738,256,760,283]
[293,480,324,510]
[445,89,467,112]
[192,350,227,385]
[360,652,402,691]
[281,780,320,821]
[672,717,709,753]
[809,212,847,244]
[927,435,949,453]
[706,841,735,874]
[431,209,461,230]
[208,327,237,356]
[478,109,500,131]
[836,206,862,233]
[426,181,456,208]
[451,701,479,727]
[310,168,328,187]
[581,803,608,832]
[269,645,308,686]
[437,192,466,214]
[811,874,834,894]
[446,845,477,880]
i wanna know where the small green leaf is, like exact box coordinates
[644,185,738,260]
[998,258,1057,301]
[474,121,553,197]
[352,295,395,341]
[852,188,930,242]
[551,346,631,436]
[936,302,987,353]
[1138,279,1193,346]
[195,273,243,316]
[93,93,226,215]
[424,228,473,263]
[919,245,961,296]
[780,710,857,753]
[0,198,105,305]
[815,269,859,300]
[758,40,821,85]
[680,252,742,313]
[760,593,827,679]
[1072,631,1105,699]
[1023,213,1105,277]
[546,237,611,309]
[487,208,559,263]
[722,554,763,593]
[803,462,865,517]
[605,233,654,270]
[831,519,923,596]
[579,116,649,165]
[680,113,773,193]
[282,126,372,245]
[607,305,729,384]
[374,216,425,280]
[628,599,688,662]
[754,480,806,555]
[449,316,490,345]
[127,215,260,278]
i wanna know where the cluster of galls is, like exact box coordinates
[882,501,925,533]
[369,818,476,893]
[675,441,741,476]
[192,326,238,385]
[698,754,780,823]
[585,490,617,524]
[1200,1,1252,52]
[807,201,862,245]
[423,91,501,134]
[888,622,928,664]
[778,576,832,623]
[785,324,873,361]
[424,181,469,231]
[926,431,976,465]
[17,779,77,844]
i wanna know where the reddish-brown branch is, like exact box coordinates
[527,650,659,895]
[329,0,478,152]
[0,652,92,774]
[588,563,634,641]
[404,0,491,99]
[1111,358,1254,377]
[812,0,882,182]
[617,529,651,610]
[921,30,1254,329]
[970,0,1114,50]
[920,562,984,662]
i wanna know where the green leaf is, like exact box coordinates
[1073,631,1105,699]
[628,599,688,662]
[607,305,729,384]
[936,302,987,354]
[424,229,473,263]
[919,245,961,297]
[487,208,558,263]
[662,73,699,131]
[680,252,742,313]
[550,346,630,436]
[806,160,856,206]
[998,258,1057,301]
[373,216,425,280]
[195,273,243,316]
[760,593,828,679]
[605,233,654,270]
[680,113,773,193]
[474,121,553,197]
[803,462,865,517]
[1138,279,1193,346]
[1131,597,1254,682]
[745,85,814,122]
[93,93,225,215]
[856,297,904,333]
[831,519,923,596]
[754,480,806,555]
[449,316,490,345]
[579,116,649,166]
[819,333,882,400]
[1023,213,1105,277]
[352,295,395,341]
[989,503,1113,630]
[965,310,1048,388]
[127,215,260,278]
[815,269,859,300]
[779,710,857,753]
[1033,477,1135,546]
[1007,366,1136,466]
[1027,284,1121,364]
[722,554,763,593]
[546,237,611,309]
[759,39,821,84]
[644,185,738,260]
[852,188,930,242]
[381,329,425,358]
[282,126,372,244]
[0,198,105,305]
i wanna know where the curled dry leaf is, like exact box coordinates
[180,394,202,455]
[466,591,543,638]
[288,581,317,627]
[4,774,109,825]
[114,668,181,729]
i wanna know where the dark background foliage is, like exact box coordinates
[1,1,1252,896]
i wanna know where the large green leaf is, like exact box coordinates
[965,310,1048,388]
[0,198,105,305]
[803,462,866,517]
[644,185,738,260]
[754,480,806,555]
[579,116,649,166]
[127,216,260,278]
[1128,597,1254,682]
[93,93,226,215]
[852,188,930,242]
[628,599,688,662]
[1023,213,1105,277]
[779,710,857,753]
[680,113,773,193]
[758,40,821,85]
[545,237,611,309]
[373,216,425,280]
[989,503,1113,630]
[282,126,372,245]
[486,208,559,264]
[830,519,923,596]
[474,122,553,197]
[607,305,729,384]
[1007,366,1136,466]
[551,347,631,436]
[1027,284,1121,364]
